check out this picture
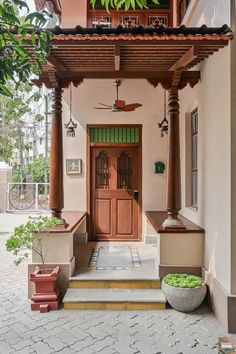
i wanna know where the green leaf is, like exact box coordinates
[0,84,12,96]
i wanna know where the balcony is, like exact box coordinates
[87,0,173,28]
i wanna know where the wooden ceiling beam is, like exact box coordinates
[169,46,199,71]
[38,70,199,80]
[47,54,69,71]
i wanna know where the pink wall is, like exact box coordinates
[61,0,87,27]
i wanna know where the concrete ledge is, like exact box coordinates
[160,232,204,267]
[202,268,236,333]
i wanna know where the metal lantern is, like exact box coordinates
[64,83,77,137]
[158,90,168,137]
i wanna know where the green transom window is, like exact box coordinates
[89,127,139,143]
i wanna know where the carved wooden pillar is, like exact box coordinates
[49,87,67,226]
[163,88,185,229]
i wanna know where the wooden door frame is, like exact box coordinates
[86,124,142,242]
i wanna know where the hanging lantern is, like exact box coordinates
[158,90,168,138]
[64,83,77,137]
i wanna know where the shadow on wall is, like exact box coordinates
[185,0,230,27]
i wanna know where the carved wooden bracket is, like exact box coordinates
[32,78,84,89]
[147,72,200,90]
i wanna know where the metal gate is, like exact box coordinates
[7,183,50,212]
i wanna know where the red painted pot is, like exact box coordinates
[30,265,61,313]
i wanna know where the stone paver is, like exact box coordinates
[0,212,235,354]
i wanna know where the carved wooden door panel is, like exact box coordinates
[91,147,139,240]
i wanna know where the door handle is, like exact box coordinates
[133,190,139,200]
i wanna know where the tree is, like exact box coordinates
[27,156,49,183]
[90,0,159,11]
[0,1,52,96]
[0,134,15,162]
[0,83,44,168]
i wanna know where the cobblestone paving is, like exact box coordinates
[0,213,235,354]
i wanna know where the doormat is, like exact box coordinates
[88,246,142,270]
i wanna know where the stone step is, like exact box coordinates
[69,279,161,289]
[63,288,166,310]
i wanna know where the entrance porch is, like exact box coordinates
[30,23,234,327]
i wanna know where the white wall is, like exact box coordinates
[182,0,230,27]
[179,0,231,292]
[62,79,168,231]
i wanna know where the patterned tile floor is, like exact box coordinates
[74,242,159,280]
[88,246,142,270]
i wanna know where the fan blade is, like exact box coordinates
[122,103,143,112]
[94,107,111,110]
[98,102,112,108]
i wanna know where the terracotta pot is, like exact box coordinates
[30,265,61,313]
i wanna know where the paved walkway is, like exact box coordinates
[0,213,235,354]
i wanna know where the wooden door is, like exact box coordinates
[91,147,140,241]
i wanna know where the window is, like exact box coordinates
[191,109,198,208]
[87,0,172,28]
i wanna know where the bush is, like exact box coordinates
[6,216,59,267]
[163,274,204,288]
[27,156,49,183]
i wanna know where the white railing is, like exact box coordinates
[7,183,50,212]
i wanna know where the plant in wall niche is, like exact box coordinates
[6,216,61,313]
[162,274,207,313]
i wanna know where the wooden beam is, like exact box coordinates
[47,70,200,80]
[171,70,182,88]
[47,54,69,71]
[48,69,59,88]
[114,44,120,71]
[169,46,199,71]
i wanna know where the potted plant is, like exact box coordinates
[162,274,207,313]
[6,216,61,313]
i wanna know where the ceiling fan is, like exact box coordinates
[94,80,142,112]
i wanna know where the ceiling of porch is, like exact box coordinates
[35,24,233,90]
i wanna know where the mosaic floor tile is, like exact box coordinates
[88,246,142,270]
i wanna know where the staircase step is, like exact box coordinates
[69,279,161,289]
[63,288,166,310]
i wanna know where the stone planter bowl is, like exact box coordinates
[162,280,207,313]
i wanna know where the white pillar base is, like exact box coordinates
[162,217,186,229]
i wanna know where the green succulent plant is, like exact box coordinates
[163,274,204,288]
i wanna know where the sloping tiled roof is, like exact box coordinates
[50,24,232,37]
[35,24,232,89]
